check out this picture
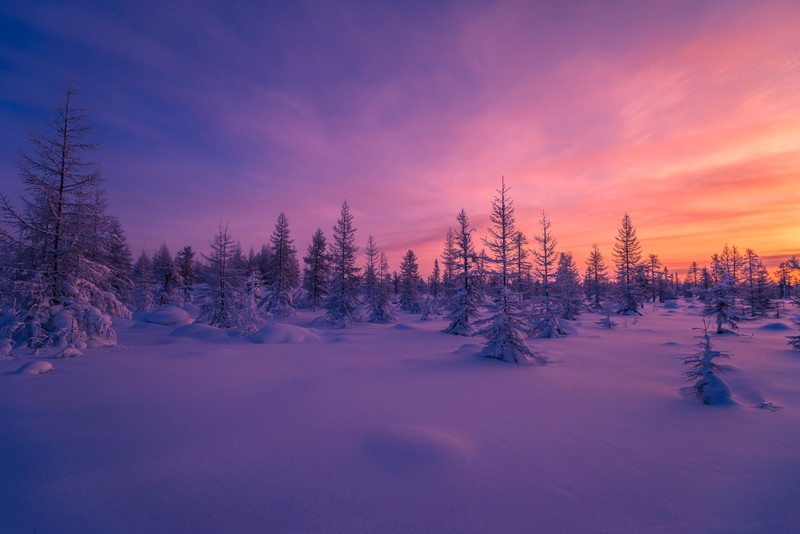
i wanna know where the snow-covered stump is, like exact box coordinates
[683,330,733,405]
[15,360,54,375]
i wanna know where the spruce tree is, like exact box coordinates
[443,209,481,336]
[364,238,394,323]
[262,212,300,316]
[153,243,182,306]
[302,229,329,312]
[325,202,361,327]
[683,324,733,405]
[612,213,643,315]
[197,223,241,328]
[477,179,544,364]
[583,243,609,312]
[132,251,156,313]
[399,249,421,313]
[532,211,565,337]
[553,251,582,320]
[176,246,196,304]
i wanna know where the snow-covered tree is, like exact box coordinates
[0,83,130,350]
[511,231,531,299]
[235,271,263,334]
[302,229,329,312]
[742,248,771,317]
[325,201,361,327]
[531,211,565,337]
[364,238,394,323]
[427,259,442,314]
[443,209,481,336]
[261,212,300,316]
[399,249,421,313]
[703,273,740,334]
[153,243,182,306]
[176,246,196,304]
[583,243,609,312]
[477,179,545,364]
[683,324,733,405]
[645,254,663,304]
[441,227,457,292]
[612,213,643,315]
[553,251,582,320]
[196,223,241,328]
[103,216,134,305]
[132,251,156,312]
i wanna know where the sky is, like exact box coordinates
[1,0,799,276]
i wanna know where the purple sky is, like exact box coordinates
[2,1,799,274]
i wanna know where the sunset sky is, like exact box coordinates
[1,1,798,275]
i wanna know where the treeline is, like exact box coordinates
[2,87,799,360]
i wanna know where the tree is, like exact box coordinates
[477,179,545,364]
[512,231,531,299]
[583,243,609,312]
[612,213,643,314]
[553,251,582,320]
[743,248,771,317]
[531,211,565,337]
[399,249,421,312]
[703,272,740,334]
[325,201,361,327]
[683,323,733,405]
[132,251,156,312]
[645,254,663,303]
[175,246,196,304]
[153,243,182,306]
[364,238,394,323]
[443,209,481,336]
[427,259,442,314]
[302,229,329,312]
[0,83,129,350]
[261,212,300,316]
[441,227,457,292]
[196,223,241,328]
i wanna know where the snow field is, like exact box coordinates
[2,302,799,533]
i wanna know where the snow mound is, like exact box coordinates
[363,426,471,470]
[663,300,680,309]
[759,322,793,331]
[140,306,193,326]
[454,343,482,353]
[15,360,54,375]
[249,323,320,344]
[171,324,232,343]
[392,323,415,330]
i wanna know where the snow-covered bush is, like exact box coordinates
[683,326,733,405]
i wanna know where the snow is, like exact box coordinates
[249,322,320,344]
[14,360,54,375]
[137,305,194,326]
[2,301,800,532]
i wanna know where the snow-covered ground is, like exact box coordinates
[2,300,800,533]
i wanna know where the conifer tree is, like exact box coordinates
[428,259,442,313]
[441,227,457,292]
[262,212,300,316]
[683,322,733,405]
[325,202,361,327]
[197,223,241,328]
[364,237,394,323]
[553,251,582,320]
[583,243,609,312]
[176,246,196,304]
[443,209,481,336]
[645,254,663,303]
[512,231,531,299]
[532,211,565,337]
[743,248,771,316]
[302,229,329,312]
[0,83,129,349]
[132,251,156,312]
[477,179,544,364]
[399,249,421,313]
[612,213,643,315]
[103,216,134,306]
[703,272,740,334]
[153,243,182,306]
